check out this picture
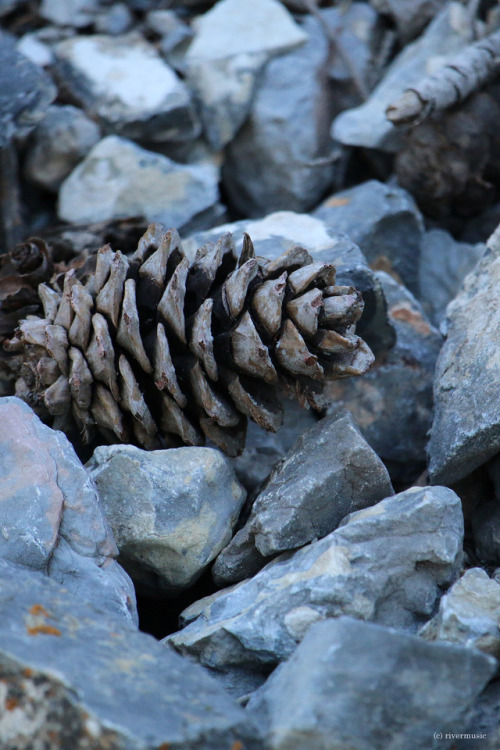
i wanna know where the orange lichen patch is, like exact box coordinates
[5,697,19,710]
[325,196,351,207]
[390,304,432,336]
[22,668,33,677]
[157,743,171,750]
[29,603,50,617]
[232,742,244,750]
[27,624,61,637]
[369,255,404,285]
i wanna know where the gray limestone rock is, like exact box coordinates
[314,179,424,294]
[40,0,100,27]
[420,568,500,663]
[0,558,260,749]
[87,445,246,596]
[370,0,448,41]
[167,486,463,686]
[184,211,395,356]
[326,271,442,483]
[184,0,307,149]
[53,32,200,142]
[246,617,496,750]
[331,2,473,151]
[58,135,221,233]
[0,397,137,626]
[460,679,500,750]
[419,229,485,327]
[221,4,380,215]
[213,411,393,586]
[471,502,500,565]
[428,246,500,484]
[24,104,101,192]
[0,30,56,147]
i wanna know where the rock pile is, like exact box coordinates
[2,1,500,748]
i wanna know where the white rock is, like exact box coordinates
[185,0,308,149]
[54,33,199,142]
[58,135,220,232]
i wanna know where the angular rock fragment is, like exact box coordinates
[185,0,307,149]
[213,411,393,586]
[314,179,424,294]
[87,445,246,595]
[53,33,199,142]
[420,568,500,662]
[0,397,137,626]
[167,486,463,690]
[247,617,495,750]
[58,135,221,233]
[327,271,442,484]
[0,559,260,750]
[471,502,500,565]
[428,245,500,484]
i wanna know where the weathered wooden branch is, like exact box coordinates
[386,29,500,127]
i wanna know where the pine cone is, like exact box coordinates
[2,224,373,456]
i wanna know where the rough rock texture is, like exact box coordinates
[232,397,318,495]
[314,179,424,294]
[246,617,496,750]
[167,486,463,690]
[185,0,307,149]
[0,558,260,750]
[370,0,448,41]
[327,271,442,483]
[213,411,393,586]
[428,245,500,484]
[420,568,500,662]
[221,4,380,216]
[0,397,137,626]
[58,135,221,231]
[471,502,500,565]
[53,33,199,142]
[0,30,56,147]
[331,2,473,151]
[418,229,485,327]
[24,104,101,192]
[87,445,246,595]
[184,210,395,356]
[460,680,500,750]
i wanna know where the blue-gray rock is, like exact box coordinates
[331,3,473,151]
[185,0,307,149]
[53,32,200,142]
[58,135,221,233]
[246,617,496,750]
[24,104,101,192]
[221,4,380,215]
[0,558,260,749]
[314,179,424,294]
[95,3,134,35]
[0,397,137,626]
[428,244,500,484]
[146,9,193,70]
[167,486,463,690]
[420,568,500,663]
[87,445,246,596]
[213,411,393,586]
[460,679,500,750]
[370,0,448,41]
[184,211,395,356]
[419,229,485,327]
[0,30,56,147]
[327,271,442,483]
[40,0,100,27]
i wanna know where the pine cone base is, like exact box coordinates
[3,225,374,456]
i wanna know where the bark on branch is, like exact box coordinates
[386,29,500,127]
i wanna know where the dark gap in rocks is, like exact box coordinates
[136,566,219,639]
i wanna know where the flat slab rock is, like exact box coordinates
[167,486,464,684]
[53,32,199,142]
[58,134,220,233]
[0,397,137,626]
[213,411,393,586]
[428,246,500,484]
[0,558,260,750]
[247,617,496,750]
[0,30,56,146]
[87,444,246,595]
